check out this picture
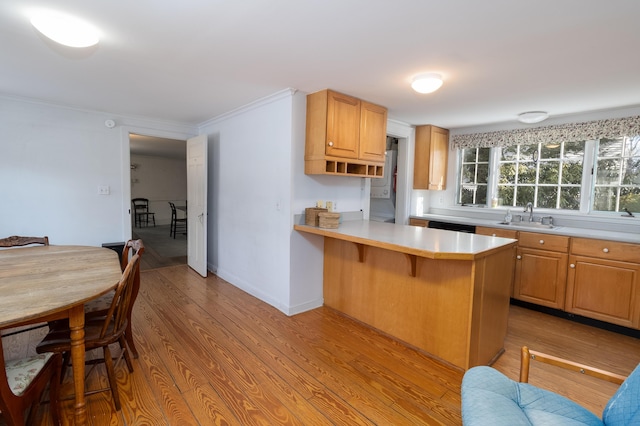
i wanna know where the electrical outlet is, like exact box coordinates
[326,201,333,212]
[98,185,110,195]
[333,201,338,211]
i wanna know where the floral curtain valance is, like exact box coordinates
[451,115,640,150]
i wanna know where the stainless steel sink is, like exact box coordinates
[498,221,560,230]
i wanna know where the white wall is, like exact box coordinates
[200,89,368,315]
[200,90,295,313]
[0,96,195,246]
[131,154,187,225]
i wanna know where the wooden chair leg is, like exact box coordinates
[125,322,139,359]
[102,345,121,411]
[60,352,70,384]
[49,354,62,426]
[120,337,134,373]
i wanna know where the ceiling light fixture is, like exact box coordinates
[411,73,443,94]
[30,11,100,48]
[517,111,549,124]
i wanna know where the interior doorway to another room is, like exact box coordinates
[370,136,399,223]
[129,133,188,270]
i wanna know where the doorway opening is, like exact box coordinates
[370,136,399,222]
[129,133,188,270]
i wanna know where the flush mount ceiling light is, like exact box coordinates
[30,11,100,48]
[517,111,549,124]
[411,73,443,94]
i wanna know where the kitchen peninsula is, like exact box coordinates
[294,220,517,370]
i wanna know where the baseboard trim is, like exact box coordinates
[510,298,640,339]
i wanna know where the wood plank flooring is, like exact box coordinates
[10,264,640,425]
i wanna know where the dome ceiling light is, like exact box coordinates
[30,11,100,48]
[517,111,549,124]
[411,73,443,94]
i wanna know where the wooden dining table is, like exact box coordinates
[0,245,123,426]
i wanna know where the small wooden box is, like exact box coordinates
[318,212,340,229]
[305,207,328,226]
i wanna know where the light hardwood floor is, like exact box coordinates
[12,265,640,425]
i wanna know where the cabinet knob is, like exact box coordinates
[516,255,522,260]
[492,233,496,237]
[603,248,609,253]
[539,240,545,245]
[570,263,576,268]
[328,141,334,147]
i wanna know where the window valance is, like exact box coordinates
[451,115,640,150]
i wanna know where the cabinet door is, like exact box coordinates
[358,101,387,162]
[566,255,640,328]
[514,247,568,309]
[428,127,449,190]
[326,91,360,159]
[413,125,449,190]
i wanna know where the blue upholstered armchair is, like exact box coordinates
[461,347,640,425]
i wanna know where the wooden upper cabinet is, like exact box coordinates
[326,91,360,159]
[305,89,387,178]
[358,101,387,162]
[413,125,450,190]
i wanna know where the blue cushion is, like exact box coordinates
[462,366,604,426]
[603,363,640,426]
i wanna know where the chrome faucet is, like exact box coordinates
[523,202,534,222]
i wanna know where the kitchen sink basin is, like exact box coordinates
[497,221,561,230]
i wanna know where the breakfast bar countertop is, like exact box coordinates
[294,219,516,260]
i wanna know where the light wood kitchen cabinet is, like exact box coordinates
[476,227,518,297]
[413,125,449,190]
[359,101,387,162]
[305,89,387,178]
[566,238,640,328]
[514,232,569,310]
[409,218,429,227]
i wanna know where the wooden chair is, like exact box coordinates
[168,202,187,239]
[36,254,140,411]
[0,236,49,247]
[0,337,61,425]
[84,239,145,358]
[519,346,627,385]
[131,198,155,228]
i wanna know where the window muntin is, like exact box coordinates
[456,135,640,214]
[593,136,640,212]
[458,147,490,205]
[496,142,584,210]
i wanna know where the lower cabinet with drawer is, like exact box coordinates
[513,232,570,310]
[566,238,640,329]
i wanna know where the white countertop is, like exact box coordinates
[294,220,516,260]
[413,213,640,244]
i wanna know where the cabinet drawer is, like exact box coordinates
[518,232,569,252]
[476,226,518,239]
[571,238,640,263]
[409,218,428,227]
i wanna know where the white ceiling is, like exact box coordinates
[1,1,639,130]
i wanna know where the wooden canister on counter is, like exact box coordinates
[305,207,328,226]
